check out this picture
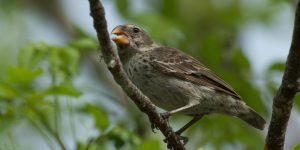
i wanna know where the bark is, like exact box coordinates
[265,1,300,150]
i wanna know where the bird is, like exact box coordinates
[111,24,266,141]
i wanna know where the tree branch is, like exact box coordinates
[265,1,300,150]
[88,0,185,149]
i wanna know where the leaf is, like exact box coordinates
[0,83,18,98]
[81,104,110,130]
[69,37,97,52]
[43,85,82,97]
[18,43,48,68]
[294,94,300,110]
[116,0,130,18]
[7,67,43,84]
[48,47,80,78]
[294,142,300,150]
[232,49,251,70]
[134,139,162,150]
[268,62,285,72]
[199,34,222,69]
[107,126,141,148]
[265,62,285,96]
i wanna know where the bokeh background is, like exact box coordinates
[1,0,300,150]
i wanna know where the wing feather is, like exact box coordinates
[149,47,242,100]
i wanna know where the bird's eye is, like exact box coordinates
[133,27,140,33]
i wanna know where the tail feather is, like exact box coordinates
[238,108,266,130]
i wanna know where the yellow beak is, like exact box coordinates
[111,27,129,45]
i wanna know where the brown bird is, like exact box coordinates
[111,24,266,141]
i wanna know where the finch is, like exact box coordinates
[111,24,266,136]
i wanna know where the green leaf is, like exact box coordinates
[18,43,48,68]
[49,47,80,78]
[116,0,130,18]
[294,94,300,110]
[107,126,141,148]
[7,67,43,84]
[268,62,285,72]
[294,142,300,150]
[232,49,251,70]
[0,83,18,98]
[69,38,97,52]
[199,34,222,69]
[43,85,82,97]
[134,139,162,150]
[81,105,110,130]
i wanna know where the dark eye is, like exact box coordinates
[133,27,140,33]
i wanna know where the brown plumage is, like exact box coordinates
[149,47,242,99]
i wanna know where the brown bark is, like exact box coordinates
[265,1,300,150]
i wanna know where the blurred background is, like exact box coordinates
[0,0,300,149]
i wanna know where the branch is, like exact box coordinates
[265,1,300,150]
[87,0,185,149]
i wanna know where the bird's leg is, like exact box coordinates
[176,115,203,135]
[150,122,158,133]
[167,115,203,145]
[160,103,197,120]
[151,104,196,133]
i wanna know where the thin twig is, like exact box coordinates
[28,117,56,150]
[87,0,185,149]
[265,1,300,150]
[40,115,67,150]
[30,107,67,150]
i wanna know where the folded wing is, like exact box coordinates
[149,47,242,100]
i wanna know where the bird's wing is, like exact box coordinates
[149,46,242,100]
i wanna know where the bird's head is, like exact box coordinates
[111,24,153,50]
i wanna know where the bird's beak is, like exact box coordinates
[111,27,129,46]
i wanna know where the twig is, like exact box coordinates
[39,112,67,150]
[265,1,300,150]
[87,0,185,149]
[28,117,56,150]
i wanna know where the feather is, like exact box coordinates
[149,46,242,100]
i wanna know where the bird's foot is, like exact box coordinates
[163,133,189,147]
[150,122,159,133]
[160,112,171,120]
[150,112,171,133]
[177,135,189,145]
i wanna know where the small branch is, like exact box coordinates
[28,108,67,150]
[88,0,185,149]
[265,1,300,150]
[28,117,56,150]
[39,113,67,150]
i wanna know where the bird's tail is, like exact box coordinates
[237,107,266,130]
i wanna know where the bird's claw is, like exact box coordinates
[163,133,189,147]
[150,112,171,133]
[178,135,189,145]
[150,122,158,133]
[160,112,171,120]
